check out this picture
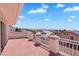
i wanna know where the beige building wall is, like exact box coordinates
[0,3,22,54]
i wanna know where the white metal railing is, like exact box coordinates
[59,38,79,56]
[41,36,49,45]
[33,34,49,50]
[34,34,79,56]
[60,38,79,45]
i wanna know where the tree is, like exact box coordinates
[32,30,36,34]
[15,27,21,32]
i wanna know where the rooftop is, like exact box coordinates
[72,31,79,36]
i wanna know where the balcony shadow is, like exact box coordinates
[49,51,60,56]
[34,43,41,47]
[28,39,32,41]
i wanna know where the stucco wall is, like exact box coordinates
[8,31,34,39]
[8,32,27,39]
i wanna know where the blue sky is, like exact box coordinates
[16,3,79,30]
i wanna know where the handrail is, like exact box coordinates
[60,38,79,45]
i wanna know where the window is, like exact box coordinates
[64,33,65,35]
[64,42,65,46]
[74,45,76,50]
[70,36,74,40]
[70,44,73,49]
[78,46,79,51]
[66,43,69,48]
[60,41,63,46]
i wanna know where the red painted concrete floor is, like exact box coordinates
[1,39,49,56]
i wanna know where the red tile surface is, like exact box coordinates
[1,39,49,56]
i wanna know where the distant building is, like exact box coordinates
[57,31,79,41]
[8,25,16,32]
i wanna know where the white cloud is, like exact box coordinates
[64,6,79,12]
[36,8,47,13]
[68,16,76,22]
[64,8,72,12]
[68,19,73,22]
[18,15,25,18]
[27,4,48,14]
[73,6,79,11]
[28,9,37,14]
[28,8,47,14]
[42,4,48,9]
[44,19,49,21]
[56,3,64,8]
[69,16,75,19]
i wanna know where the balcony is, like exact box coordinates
[0,32,60,56]
[1,38,49,56]
[1,31,79,56]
